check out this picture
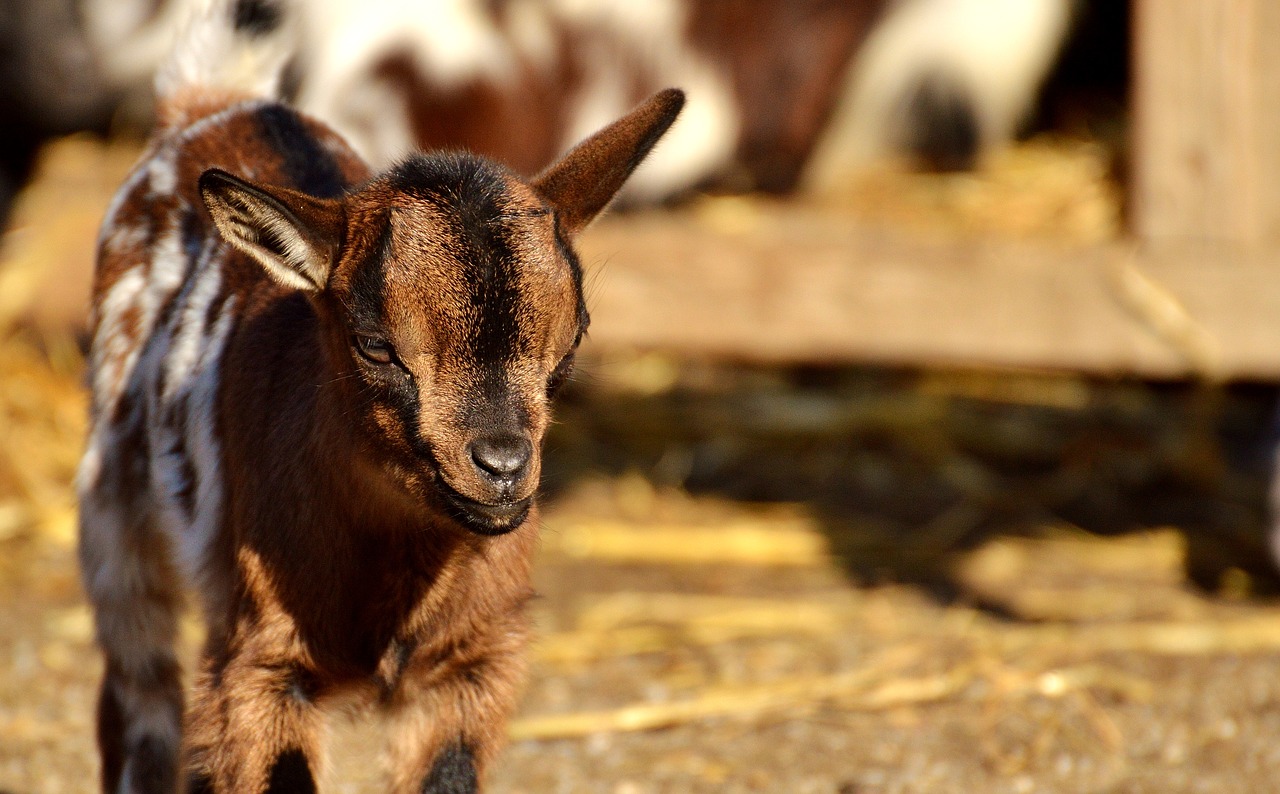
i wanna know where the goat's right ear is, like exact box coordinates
[199,169,344,292]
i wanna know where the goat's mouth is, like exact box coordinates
[436,481,533,536]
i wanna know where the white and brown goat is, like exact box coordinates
[83,0,1081,203]
[76,2,683,791]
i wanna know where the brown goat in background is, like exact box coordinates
[76,1,683,791]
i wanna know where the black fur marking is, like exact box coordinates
[103,654,179,697]
[98,660,183,793]
[203,292,234,336]
[255,105,347,198]
[394,378,430,468]
[186,771,215,794]
[180,206,204,267]
[265,748,316,794]
[388,153,530,418]
[96,679,126,792]
[386,152,508,206]
[350,219,425,457]
[282,665,322,703]
[902,71,980,173]
[465,208,523,370]
[397,156,525,390]
[158,392,196,517]
[420,743,478,794]
[233,0,283,37]
[153,209,209,332]
[105,383,153,501]
[128,734,178,794]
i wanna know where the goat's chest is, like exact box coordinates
[239,529,493,676]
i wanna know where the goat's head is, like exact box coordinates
[200,89,684,535]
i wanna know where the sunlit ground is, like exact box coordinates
[3,136,1280,793]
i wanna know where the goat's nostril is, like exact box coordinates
[470,436,532,479]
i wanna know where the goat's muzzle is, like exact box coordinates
[436,433,536,535]
[438,485,533,536]
[469,435,532,488]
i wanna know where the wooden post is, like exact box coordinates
[1132,0,1280,245]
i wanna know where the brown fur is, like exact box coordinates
[79,57,683,792]
[686,0,888,192]
[373,39,584,179]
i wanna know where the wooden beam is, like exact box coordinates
[1132,0,1280,244]
[580,210,1280,380]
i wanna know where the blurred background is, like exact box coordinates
[4,0,1280,791]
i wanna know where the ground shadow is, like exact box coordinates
[541,361,1280,608]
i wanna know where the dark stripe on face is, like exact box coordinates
[457,206,526,425]
[457,195,523,370]
[388,154,529,410]
[255,105,347,198]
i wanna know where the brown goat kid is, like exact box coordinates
[77,4,683,791]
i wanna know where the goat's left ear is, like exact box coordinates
[533,88,685,236]
[199,169,345,292]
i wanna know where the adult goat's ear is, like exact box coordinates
[533,88,685,236]
[199,168,344,292]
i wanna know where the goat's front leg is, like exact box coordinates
[383,613,530,794]
[183,625,327,794]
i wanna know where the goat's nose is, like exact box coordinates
[469,435,532,483]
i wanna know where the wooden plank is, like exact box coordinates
[1132,0,1280,244]
[579,210,1280,380]
[8,134,1280,380]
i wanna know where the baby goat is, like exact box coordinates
[77,2,683,791]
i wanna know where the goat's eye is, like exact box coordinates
[546,352,576,397]
[353,334,395,366]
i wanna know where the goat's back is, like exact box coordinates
[82,100,369,585]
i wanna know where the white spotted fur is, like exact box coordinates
[293,0,736,200]
[78,27,280,781]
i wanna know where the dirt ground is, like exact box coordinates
[4,138,1280,793]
